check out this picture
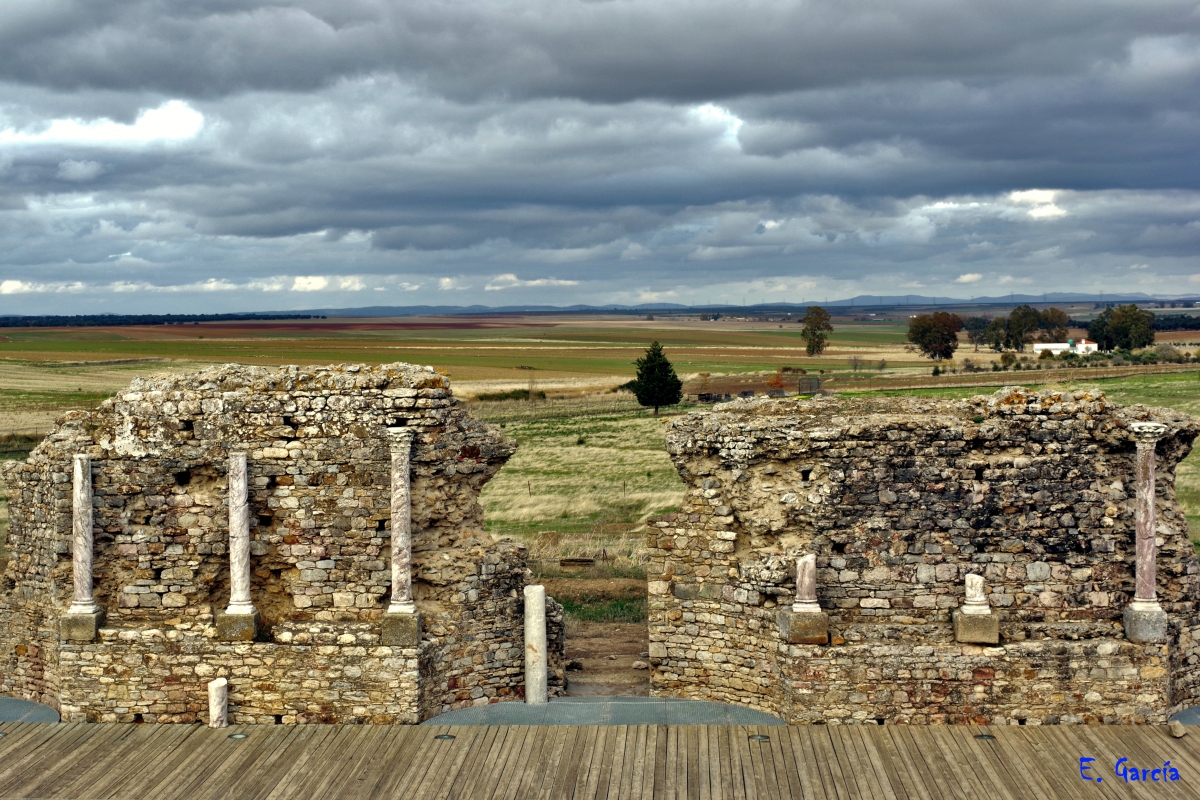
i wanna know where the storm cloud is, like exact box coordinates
[1,0,1199,312]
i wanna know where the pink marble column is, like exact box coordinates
[387,428,416,614]
[1129,421,1168,611]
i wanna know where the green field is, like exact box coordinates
[0,315,1197,570]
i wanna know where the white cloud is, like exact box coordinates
[1190,274,1200,284]
[689,103,744,149]
[0,280,37,294]
[484,273,580,290]
[0,101,204,146]
[955,273,983,284]
[1009,189,1068,219]
[1129,263,1150,270]
[291,276,329,292]
[57,159,104,181]
[438,277,469,290]
[337,276,365,291]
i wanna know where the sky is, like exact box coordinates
[1,0,1200,314]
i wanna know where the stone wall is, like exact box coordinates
[648,387,1200,724]
[0,363,564,723]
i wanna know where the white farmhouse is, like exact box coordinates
[1032,338,1099,356]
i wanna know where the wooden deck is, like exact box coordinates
[0,721,1196,799]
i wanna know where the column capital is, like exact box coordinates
[1130,421,1168,445]
[387,427,416,448]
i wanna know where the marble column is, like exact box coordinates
[217,453,260,641]
[524,584,548,705]
[382,428,421,647]
[208,677,229,729]
[792,554,821,613]
[953,573,998,644]
[1124,421,1169,642]
[61,454,106,641]
[779,554,828,644]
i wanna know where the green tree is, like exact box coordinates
[1089,304,1154,351]
[799,306,833,356]
[1005,305,1042,351]
[906,311,964,360]
[963,316,990,351]
[632,341,682,415]
[984,317,1007,351]
[1038,307,1070,342]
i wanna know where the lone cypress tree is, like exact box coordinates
[633,341,682,415]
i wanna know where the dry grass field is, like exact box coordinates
[1,312,1198,576]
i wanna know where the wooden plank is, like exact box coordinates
[581,724,614,800]
[1073,727,1166,799]
[984,727,1064,800]
[809,726,856,800]
[8,722,126,798]
[856,728,909,800]
[494,725,540,800]
[532,724,573,800]
[446,725,506,800]
[249,725,341,800]
[508,726,557,800]
[663,725,681,800]
[842,727,895,800]
[884,727,950,800]
[762,725,803,800]
[358,725,442,800]
[829,727,875,800]
[53,723,193,800]
[1005,727,1090,800]
[783,727,828,800]
[617,725,648,800]
[587,724,618,800]
[652,724,669,800]
[927,727,990,800]
[600,725,631,800]
[412,726,486,800]
[685,726,700,800]
[861,727,919,800]
[548,725,590,800]
[196,727,301,800]
[3,723,127,798]
[942,728,1025,800]
[0,724,100,795]
[1101,725,1198,787]
[645,725,665,800]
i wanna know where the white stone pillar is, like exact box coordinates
[224,453,255,616]
[792,554,821,613]
[387,428,416,614]
[67,454,101,616]
[208,678,229,729]
[524,584,548,705]
[961,574,991,615]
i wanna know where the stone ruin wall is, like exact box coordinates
[647,387,1200,724]
[0,362,565,723]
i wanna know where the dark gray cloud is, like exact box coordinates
[1,1,1199,313]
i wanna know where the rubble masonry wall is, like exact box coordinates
[648,388,1200,724]
[0,363,564,723]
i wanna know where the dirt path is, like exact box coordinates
[564,621,649,696]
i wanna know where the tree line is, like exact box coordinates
[906,303,1159,360]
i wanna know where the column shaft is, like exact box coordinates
[524,584,548,705]
[68,454,99,615]
[208,678,229,729]
[225,453,255,615]
[388,429,416,613]
[1134,438,1159,605]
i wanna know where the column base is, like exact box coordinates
[60,608,106,642]
[216,610,261,642]
[382,610,421,647]
[1123,603,1168,643]
[778,609,829,644]
[952,610,999,644]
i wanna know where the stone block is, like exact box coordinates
[1123,605,1167,643]
[952,610,999,644]
[382,610,421,647]
[60,609,106,642]
[778,609,829,644]
[216,610,261,642]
